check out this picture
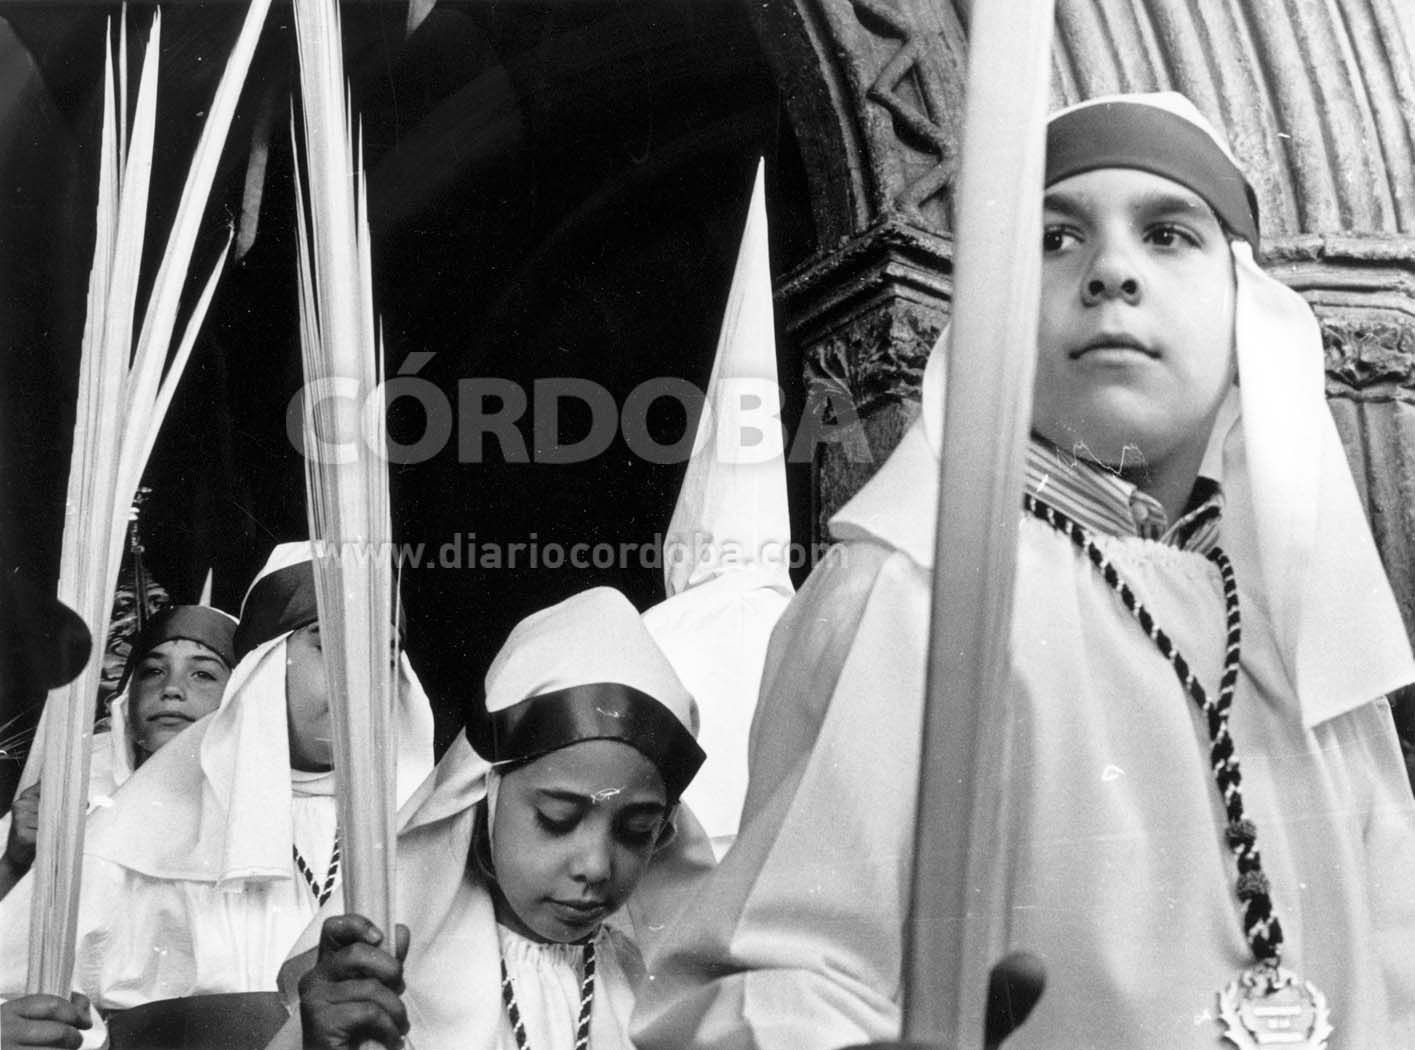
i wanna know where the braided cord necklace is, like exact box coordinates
[500,937,597,1050]
[1024,494,1333,1050]
[291,830,340,907]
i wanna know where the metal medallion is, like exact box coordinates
[1217,964,1333,1048]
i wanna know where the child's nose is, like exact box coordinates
[1081,246,1141,305]
[570,832,612,885]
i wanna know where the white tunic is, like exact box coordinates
[0,791,337,1010]
[630,425,1415,1050]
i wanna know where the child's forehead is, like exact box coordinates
[141,637,226,662]
[511,739,667,798]
[1044,168,1225,228]
[1047,167,1205,204]
[1044,99,1258,243]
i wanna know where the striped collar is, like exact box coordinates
[1025,438,1223,553]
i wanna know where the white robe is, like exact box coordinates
[0,787,337,1010]
[630,425,1415,1050]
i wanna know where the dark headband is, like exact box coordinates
[119,605,237,691]
[233,559,408,662]
[233,562,318,660]
[467,682,706,802]
[1045,101,1260,246]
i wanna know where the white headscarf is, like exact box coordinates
[836,91,1415,727]
[85,542,436,884]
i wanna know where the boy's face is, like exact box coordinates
[129,639,230,756]
[1033,167,1237,479]
[491,738,669,943]
[285,623,333,772]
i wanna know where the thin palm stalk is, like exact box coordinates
[901,1,1055,1044]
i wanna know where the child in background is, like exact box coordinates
[0,542,436,1016]
[0,604,237,904]
[280,586,711,1050]
[110,604,237,773]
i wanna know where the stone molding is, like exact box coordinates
[775,217,950,532]
[779,216,951,410]
[1265,234,1415,402]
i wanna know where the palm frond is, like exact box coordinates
[291,0,398,947]
[26,0,273,997]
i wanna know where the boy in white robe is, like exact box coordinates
[272,586,714,1050]
[630,93,1415,1050]
[0,542,435,1017]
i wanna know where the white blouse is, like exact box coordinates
[494,923,641,1050]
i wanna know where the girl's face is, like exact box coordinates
[491,739,669,944]
[285,624,332,772]
[129,639,230,757]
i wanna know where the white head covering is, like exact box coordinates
[85,542,436,884]
[836,91,1415,727]
[472,588,703,799]
[410,587,707,922]
[642,159,793,844]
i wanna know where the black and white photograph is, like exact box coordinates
[0,3,1413,1048]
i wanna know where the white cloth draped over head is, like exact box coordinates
[641,158,793,846]
[271,588,716,1050]
[83,541,436,884]
[868,92,1415,727]
[472,587,705,801]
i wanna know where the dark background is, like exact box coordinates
[0,0,819,802]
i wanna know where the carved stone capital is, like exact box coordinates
[1320,317,1415,402]
[782,217,951,409]
[777,217,951,534]
[1265,234,1415,401]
